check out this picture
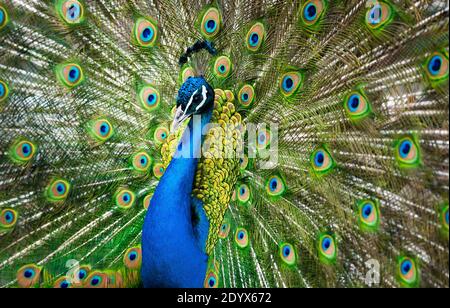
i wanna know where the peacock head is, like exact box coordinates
[172,76,215,131]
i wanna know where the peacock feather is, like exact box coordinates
[0,0,448,288]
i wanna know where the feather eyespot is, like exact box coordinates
[204,270,219,288]
[56,0,84,25]
[279,243,296,266]
[246,22,266,52]
[56,63,84,88]
[280,72,303,97]
[0,5,9,30]
[123,246,142,270]
[311,147,335,175]
[397,256,419,288]
[143,193,153,210]
[235,228,249,248]
[132,151,152,173]
[237,183,250,204]
[266,175,286,197]
[114,188,136,210]
[138,85,160,112]
[154,126,169,144]
[218,221,230,239]
[256,128,271,150]
[153,163,165,179]
[200,7,221,39]
[357,200,380,232]
[0,208,18,231]
[214,56,232,78]
[88,118,114,142]
[301,0,326,26]
[46,178,71,202]
[54,276,72,288]
[134,17,158,47]
[239,155,249,170]
[318,233,337,264]
[84,271,108,288]
[365,1,393,30]
[344,91,371,120]
[440,203,449,233]
[0,80,9,102]
[17,264,41,288]
[424,52,449,82]
[395,136,421,168]
[238,85,255,107]
[180,66,196,83]
[9,139,37,164]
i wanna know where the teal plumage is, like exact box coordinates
[0,0,448,288]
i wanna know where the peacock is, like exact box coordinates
[0,0,448,288]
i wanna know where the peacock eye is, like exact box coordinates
[0,80,9,102]
[200,7,221,38]
[424,52,449,82]
[9,139,37,164]
[301,0,326,26]
[88,118,114,142]
[365,1,393,30]
[56,63,84,88]
[237,184,250,204]
[318,234,337,264]
[17,264,41,288]
[0,5,9,30]
[1,208,18,229]
[344,91,371,120]
[154,126,169,144]
[246,22,266,52]
[153,163,165,179]
[54,276,71,288]
[235,228,249,248]
[132,151,152,173]
[357,200,381,232]
[46,178,71,202]
[266,175,286,197]
[310,147,335,175]
[139,85,160,112]
[395,136,420,168]
[123,246,142,270]
[280,72,303,97]
[397,257,419,287]
[134,17,158,47]
[214,56,232,78]
[56,0,84,25]
[279,243,296,266]
[219,221,230,239]
[114,188,136,210]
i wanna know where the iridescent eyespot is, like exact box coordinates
[279,243,296,266]
[224,90,235,102]
[235,228,249,248]
[395,136,421,168]
[88,118,114,142]
[440,203,449,233]
[56,63,84,88]
[180,66,196,83]
[56,0,85,25]
[153,163,165,179]
[204,270,219,288]
[397,256,419,288]
[256,128,271,150]
[114,188,136,210]
[123,246,142,270]
[218,221,231,239]
[344,91,371,120]
[280,72,303,97]
[214,56,232,78]
[46,178,71,202]
[154,126,169,144]
[357,199,380,232]
[317,233,337,264]
[238,84,255,107]
[138,85,160,112]
[237,184,250,204]
[0,5,9,30]
[365,1,393,30]
[74,266,90,283]
[0,208,18,230]
[266,175,286,197]
[17,264,41,288]
[132,151,152,173]
[143,193,153,210]
[424,52,449,82]
[301,0,326,26]
[54,276,72,289]
[246,22,266,52]
[310,147,335,175]
[239,155,249,170]
[84,271,107,288]
[0,80,9,102]
[134,17,158,48]
[9,139,37,164]
[200,7,221,39]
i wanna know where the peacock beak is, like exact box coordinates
[171,105,191,133]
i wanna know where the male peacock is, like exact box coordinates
[0,0,448,288]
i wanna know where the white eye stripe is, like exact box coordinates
[184,89,198,114]
[195,85,208,111]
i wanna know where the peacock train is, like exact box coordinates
[0,0,448,288]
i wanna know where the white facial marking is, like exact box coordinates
[196,85,208,111]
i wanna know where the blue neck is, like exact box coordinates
[141,108,213,288]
